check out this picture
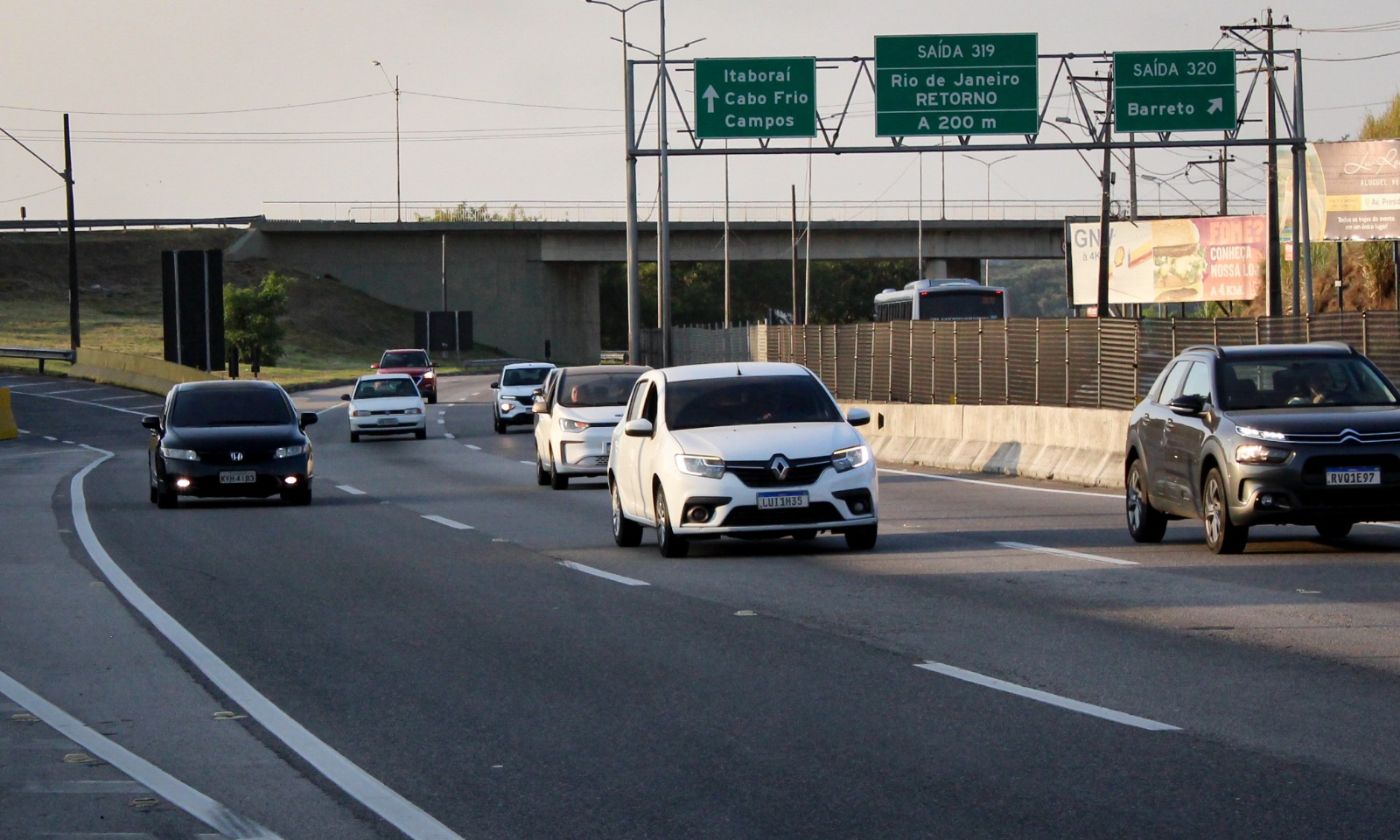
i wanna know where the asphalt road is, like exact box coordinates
[5,371,1400,839]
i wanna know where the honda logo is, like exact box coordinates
[230,451,244,462]
[768,454,791,481]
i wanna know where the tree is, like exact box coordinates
[224,271,291,366]
[1360,93,1400,141]
[416,202,540,222]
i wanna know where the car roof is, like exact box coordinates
[382,348,428,354]
[174,379,285,393]
[356,373,417,383]
[659,362,813,383]
[1182,342,1356,360]
[501,362,554,371]
[559,365,649,377]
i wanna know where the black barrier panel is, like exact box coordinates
[414,310,473,355]
[161,250,224,372]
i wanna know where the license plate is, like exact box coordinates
[377,417,398,425]
[1326,467,1380,486]
[219,470,257,485]
[757,491,809,510]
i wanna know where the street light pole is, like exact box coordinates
[372,61,401,223]
[656,0,672,366]
[960,154,1014,218]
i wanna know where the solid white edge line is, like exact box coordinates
[559,561,650,587]
[315,403,347,415]
[335,485,367,496]
[997,540,1139,567]
[878,467,1118,499]
[422,514,474,530]
[70,448,465,840]
[915,661,1180,732]
[43,387,108,396]
[0,668,281,840]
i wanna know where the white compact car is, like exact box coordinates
[492,362,555,433]
[342,374,426,442]
[608,362,877,557]
[533,365,648,489]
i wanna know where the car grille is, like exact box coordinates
[362,409,416,416]
[200,448,275,466]
[720,502,842,527]
[725,456,832,488]
[515,395,533,406]
[1281,428,1400,445]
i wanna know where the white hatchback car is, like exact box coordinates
[342,374,426,442]
[609,362,877,557]
[491,362,555,433]
[533,365,648,489]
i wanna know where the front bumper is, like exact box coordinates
[157,455,312,499]
[350,414,426,434]
[660,462,877,536]
[1228,446,1400,526]
[553,428,615,475]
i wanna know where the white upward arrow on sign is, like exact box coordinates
[1207,97,1223,114]
[702,85,719,113]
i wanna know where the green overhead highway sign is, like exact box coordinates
[874,33,1039,136]
[1113,50,1237,133]
[693,57,817,140]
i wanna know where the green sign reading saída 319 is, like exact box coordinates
[874,33,1039,136]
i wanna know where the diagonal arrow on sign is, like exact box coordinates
[1207,97,1223,114]
[702,85,719,114]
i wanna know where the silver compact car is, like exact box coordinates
[533,365,648,489]
[343,374,426,442]
[1125,342,1400,553]
[492,362,554,433]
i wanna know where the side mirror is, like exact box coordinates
[624,418,654,437]
[489,381,499,389]
[141,415,160,431]
[532,399,548,415]
[846,407,871,427]
[1168,395,1205,417]
[301,412,319,427]
[340,394,351,401]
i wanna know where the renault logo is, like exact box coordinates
[768,455,791,481]
[230,451,244,462]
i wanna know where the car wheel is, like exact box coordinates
[350,431,360,443]
[149,482,158,504]
[612,480,642,547]
[654,486,689,558]
[155,484,177,509]
[414,428,427,440]
[1125,459,1168,543]
[1315,521,1353,540]
[536,457,550,486]
[550,457,568,490]
[493,417,506,434]
[1203,468,1248,554]
[844,524,878,551]
[427,393,437,405]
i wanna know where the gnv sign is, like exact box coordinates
[694,57,817,140]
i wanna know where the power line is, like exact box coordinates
[1307,49,1400,63]
[0,93,386,117]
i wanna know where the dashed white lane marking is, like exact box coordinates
[437,410,446,415]
[43,386,108,396]
[879,467,1118,499]
[465,444,482,451]
[0,668,281,838]
[518,460,533,465]
[90,393,151,402]
[43,435,57,441]
[316,403,347,415]
[69,449,464,840]
[560,561,650,587]
[422,514,474,530]
[61,440,75,445]
[336,485,367,496]
[997,541,1138,567]
[436,419,445,425]
[914,661,1180,732]
[470,392,480,397]
[444,433,455,439]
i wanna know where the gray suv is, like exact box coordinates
[1124,342,1400,553]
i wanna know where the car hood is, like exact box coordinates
[164,425,305,448]
[1228,405,1400,436]
[497,385,540,398]
[670,422,862,461]
[558,405,627,425]
[350,396,423,412]
[378,366,431,376]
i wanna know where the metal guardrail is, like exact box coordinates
[0,346,76,374]
[0,216,262,232]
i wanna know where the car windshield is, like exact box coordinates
[666,374,843,430]
[381,351,429,368]
[1219,356,1400,409]
[558,371,642,407]
[502,367,551,387]
[355,378,419,399]
[170,389,293,427]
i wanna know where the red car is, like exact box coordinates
[373,349,438,404]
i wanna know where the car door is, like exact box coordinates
[534,369,559,463]
[1143,361,1190,503]
[633,380,664,523]
[1162,361,1214,509]
[612,378,651,519]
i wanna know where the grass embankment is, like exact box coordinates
[0,230,506,390]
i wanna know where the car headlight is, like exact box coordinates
[832,444,871,472]
[349,408,366,417]
[500,401,515,413]
[159,446,199,461]
[422,370,435,379]
[1237,426,1286,442]
[404,407,423,415]
[274,444,306,459]
[560,417,590,433]
[1235,443,1290,464]
[675,454,725,479]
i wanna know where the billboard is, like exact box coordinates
[1068,216,1267,306]
[1281,140,1400,241]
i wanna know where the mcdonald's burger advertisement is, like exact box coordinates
[1069,215,1266,306]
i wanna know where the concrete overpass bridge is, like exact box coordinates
[229,219,1065,364]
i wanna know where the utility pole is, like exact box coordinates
[804,151,812,325]
[64,114,79,349]
[656,0,672,366]
[1096,74,1114,317]
[723,144,731,328]
[1128,133,1138,220]
[790,185,798,326]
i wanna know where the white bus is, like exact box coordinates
[872,279,1008,322]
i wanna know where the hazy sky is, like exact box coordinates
[2,1,1395,223]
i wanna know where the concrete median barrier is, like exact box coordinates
[841,401,1129,489]
[0,388,16,441]
[66,348,219,396]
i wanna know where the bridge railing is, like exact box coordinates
[646,313,1400,410]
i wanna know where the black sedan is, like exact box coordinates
[1125,342,1400,553]
[143,380,317,507]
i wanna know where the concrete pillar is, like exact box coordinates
[920,257,983,281]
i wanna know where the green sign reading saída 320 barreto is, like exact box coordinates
[874,33,1039,136]
[1113,50,1237,133]
[694,57,817,140]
